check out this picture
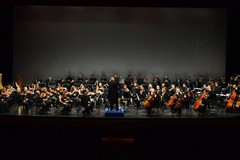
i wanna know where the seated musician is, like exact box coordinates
[152,74,161,88]
[167,84,176,101]
[213,82,222,94]
[170,86,182,113]
[145,87,156,116]
[76,74,85,84]
[81,89,93,115]
[94,82,105,108]
[23,86,35,114]
[125,74,133,90]
[175,76,182,87]
[89,74,97,85]
[185,76,194,89]
[58,88,72,114]
[100,73,108,84]
[69,85,80,108]
[139,85,147,103]
[153,85,161,108]
[119,84,131,111]
[163,75,171,88]
[200,85,215,112]
[159,86,168,108]
[137,75,144,85]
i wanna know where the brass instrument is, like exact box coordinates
[0,73,3,90]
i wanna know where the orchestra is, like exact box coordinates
[0,73,239,116]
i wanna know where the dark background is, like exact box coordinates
[13,6,227,85]
[1,0,240,85]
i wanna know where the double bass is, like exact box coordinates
[143,94,155,108]
[193,89,208,110]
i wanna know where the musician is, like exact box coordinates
[23,86,35,114]
[119,78,125,90]
[119,84,131,111]
[89,74,97,84]
[213,82,222,94]
[76,74,85,84]
[185,76,194,89]
[201,85,215,112]
[175,76,182,87]
[182,83,188,93]
[152,74,161,88]
[125,74,133,90]
[45,76,53,87]
[58,88,72,114]
[137,75,144,85]
[170,86,182,113]
[81,89,92,115]
[145,87,156,116]
[108,76,119,111]
[100,73,108,84]
[196,75,204,88]
[220,76,228,89]
[163,75,171,88]
[66,73,73,83]
[159,86,168,108]
[69,85,80,108]
[167,84,176,100]
[154,85,161,108]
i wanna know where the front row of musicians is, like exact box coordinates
[0,77,239,116]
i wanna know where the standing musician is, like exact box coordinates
[108,76,119,111]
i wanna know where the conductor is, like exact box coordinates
[108,76,119,111]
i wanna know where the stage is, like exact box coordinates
[1,105,240,160]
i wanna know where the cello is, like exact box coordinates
[225,85,239,110]
[174,94,186,109]
[166,94,178,107]
[193,89,208,110]
[143,94,155,108]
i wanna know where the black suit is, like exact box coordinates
[108,80,119,110]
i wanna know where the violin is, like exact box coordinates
[193,89,208,110]
[166,94,178,107]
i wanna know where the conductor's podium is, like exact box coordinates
[105,108,124,117]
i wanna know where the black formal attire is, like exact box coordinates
[81,94,91,115]
[108,80,119,111]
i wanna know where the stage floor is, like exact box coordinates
[1,104,240,119]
